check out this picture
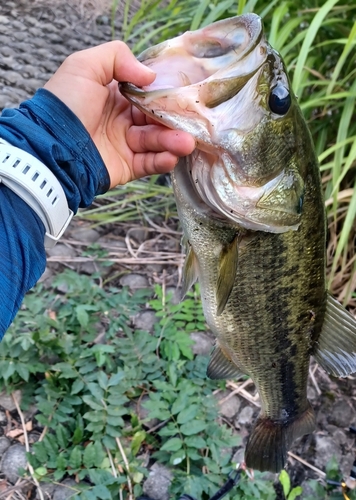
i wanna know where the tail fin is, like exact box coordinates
[245,404,315,472]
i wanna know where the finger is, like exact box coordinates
[66,41,156,87]
[131,106,147,127]
[132,151,182,179]
[127,125,195,156]
[131,106,161,126]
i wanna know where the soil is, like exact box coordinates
[0,1,355,499]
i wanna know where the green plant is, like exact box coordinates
[2,271,277,499]
[279,470,303,500]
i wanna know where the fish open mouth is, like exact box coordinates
[121,14,304,233]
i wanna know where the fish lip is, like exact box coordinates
[120,14,266,103]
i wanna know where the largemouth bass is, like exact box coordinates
[121,14,356,473]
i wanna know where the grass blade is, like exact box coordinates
[292,0,340,97]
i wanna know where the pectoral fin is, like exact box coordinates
[207,342,244,380]
[181,243,198,299]
[216,235,239,316]
[314,293,356,377]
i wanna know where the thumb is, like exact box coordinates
[72,41,156,87]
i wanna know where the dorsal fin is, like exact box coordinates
[181,243,198,299]
[216,235,239,316]
[207,342,244,380]
[314,293,356,377]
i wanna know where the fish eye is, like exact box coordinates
[268,85,291,115]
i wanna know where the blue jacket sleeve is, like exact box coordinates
[0,88,110,338]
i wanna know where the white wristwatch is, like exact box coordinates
[0,138,73,248]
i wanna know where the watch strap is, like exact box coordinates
[0,138,73,248]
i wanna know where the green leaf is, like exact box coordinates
[91,484,112,500]
[87,382,104,401]
[83,410,106,423]
[184,435,206,449]
[15,363,30,381]
[170,449,186,465]
[171,393,189,415]
[75,305,90,328]
[180,420,207,436]
[83,396,104,411]
[34,467,47,478]
[288,486,303,500]
[161,437,183,452]
[108,371,126,387]
[56,453,67,471]
[53,362,77,379]
[177,404,199,424]
[168,364,177,387]
[279,470,291,497]
[69,446,82,469]
[131,431,146,456]
[83,442,96,468]
[71,379,85,395]
[73,426,84,445]
[56,425,69,449]
[32,442,48,463]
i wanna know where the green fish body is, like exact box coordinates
[121,13,356,472]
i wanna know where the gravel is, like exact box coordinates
[0,444,27,484]
[143,463,173,500]
[190,331,214,356]
[120,273,150,290]
[0,390,22,411]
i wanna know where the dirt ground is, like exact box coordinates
[0,1,355,498]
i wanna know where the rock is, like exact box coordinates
[120,274,149,290]
[333,428,347,446]
[146,264,164,274]
[52,478,79,500]
[38,267,54,286]
[96,235,126,249]
[78,261,109,276]
[0,444,27,484]
[0,437,10,457]
[232,447,245,465]
[218,394,241,420]
[133,310,157,332]
[129,228,149,243]
[328,400,355,428]
[236,405,254,426]
[307,386,316,401]
[0,410,7,425]
[190,331,213,356]
[46,243,76,264]
[73,227,100,243]
[166,287,181,306]
[314,434,342,469]
[143,463,173,500]
[36,482,56,500]
[0,390,22,411]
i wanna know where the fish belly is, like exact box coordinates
[172,157,326,471]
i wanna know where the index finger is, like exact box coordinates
[67,41,157,87]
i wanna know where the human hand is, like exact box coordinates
[44,41,195,187]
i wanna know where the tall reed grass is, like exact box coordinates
[90,0,356,305]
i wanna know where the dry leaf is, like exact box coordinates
[6,428,23,439]
[48,310,57,320]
